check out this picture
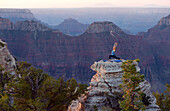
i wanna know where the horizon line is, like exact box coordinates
[0,6,170,9]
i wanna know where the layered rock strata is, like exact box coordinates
[0,9,34,22]
[0,39,16,73]
[85,21,123,34]
[0,17,13,30]
[68,60,159,111]
[158,14,170,26]
[0,16,169,93]
[56,18,89,36]
[14,20,51,31]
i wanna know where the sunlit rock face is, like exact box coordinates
[68,60,159,111]
[0,39,16,73]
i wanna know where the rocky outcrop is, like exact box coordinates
[14,20,51,31]
[85,21,123,34]
[0,39,16,73]
[68,60,159,111]
[0,9,34,22]
[158,14,170,26]
[56,18,89,36]
[0,17,13,30]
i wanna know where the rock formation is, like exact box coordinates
[56,18,89,36]
[0,9,34,22]
[14,20,51,31]
[68,60,159,111]
[0,17,13,30]
[0,15,169,93]
[138,14,170,92]
[158,14,170,26]
[85,21,123,34]
[30,8,170,34]
[0,39,16,73]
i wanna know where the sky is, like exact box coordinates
[0,0,170,8]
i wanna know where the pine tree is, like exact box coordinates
[119,59,145,111]
[164,84,170,110]
[0,65,15,111]
[153,83,170,110]
[4,61,87,111]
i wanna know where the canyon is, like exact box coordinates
[0,14,169,93]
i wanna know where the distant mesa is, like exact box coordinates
[85,21,122,34]
[0,9,34,22]
[0,17,52,31]
[62,18,79,22]
[56,18,89,36]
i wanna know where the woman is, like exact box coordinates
[109,42,121,60]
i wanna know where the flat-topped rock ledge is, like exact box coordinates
[68,60,159,111]
[91,60,140,73]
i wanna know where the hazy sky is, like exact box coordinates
[0,0,170,8]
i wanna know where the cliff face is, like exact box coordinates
[158,14,170,26]
[56,18,89,36]
[0,22,140,84]
[0,17,13,30]
[138,14,170,92]
[0,9,34,22]
[68,60,159,111]
[0,15,169,93]
[85,22,122,34]
[14,20,51,31]
[0,39,16,73]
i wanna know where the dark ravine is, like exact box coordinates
[0,15,169,93]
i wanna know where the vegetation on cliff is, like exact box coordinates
[153,84,170,110]
[119,59,145,111]
[0,62,87,111]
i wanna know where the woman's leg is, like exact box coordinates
[109,55,114,59]
[113,55,120,59]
